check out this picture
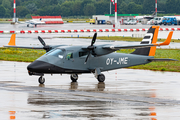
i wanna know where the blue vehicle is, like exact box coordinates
[162,17,177,25]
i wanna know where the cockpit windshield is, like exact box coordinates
[47,49,65,59]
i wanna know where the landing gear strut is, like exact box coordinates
[94,68,105,82]
[70,74,78,82]
[38,76,45,84]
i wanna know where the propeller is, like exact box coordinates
[38,36,51,52]
[38,36,46,46]
[84,33,97,64]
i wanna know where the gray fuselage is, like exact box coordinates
[27,45,154,74]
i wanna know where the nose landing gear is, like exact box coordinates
[70,74,78,82]
[38,76,45,84]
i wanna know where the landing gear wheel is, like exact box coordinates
[27,24,29,27]
[70,74,78,82]
[38,76,45,84]
[97,74,105,82]
[35,24,37,27]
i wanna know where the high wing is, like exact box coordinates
[4,45,44,49]
[82,30,173,57]
[102,31,172,50]
[3,34,63,52]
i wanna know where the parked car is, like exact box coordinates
[124,20,129,25]
[147,19,154,25]
[124,19,137,25]
[153,17,163,25]
[128,19,137,25]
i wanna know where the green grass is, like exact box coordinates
[58,36,180,43]
[0,48,179,72]
[0,48,45,62]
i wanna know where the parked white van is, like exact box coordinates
[154,17,163,25]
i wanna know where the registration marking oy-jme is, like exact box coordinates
[106,57,128,65]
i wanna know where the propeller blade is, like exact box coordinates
[91,33,97,46]
[38,36,46,46]
[84,52,91,64]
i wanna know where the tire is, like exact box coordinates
[27,24,29,27]
[97,74,105,82]
[70,74,78,82]
[38,76,45,84]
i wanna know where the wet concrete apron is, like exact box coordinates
[0,61,180,120]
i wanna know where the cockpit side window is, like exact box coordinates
[47,49,64,59]
[66,52,73,60]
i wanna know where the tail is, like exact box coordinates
[131,26,159,56]
[8,34,16,46]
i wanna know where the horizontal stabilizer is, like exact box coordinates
[148,58,178,62]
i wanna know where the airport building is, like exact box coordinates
[92,14,139,25]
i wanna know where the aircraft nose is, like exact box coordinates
[27,60,52,73]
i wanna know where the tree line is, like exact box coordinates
[0,0,179,18]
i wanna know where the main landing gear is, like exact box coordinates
[94,68,105,82]
[97,74,105,82]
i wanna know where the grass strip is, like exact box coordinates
[0,48,179,72]
[0,48,45,62]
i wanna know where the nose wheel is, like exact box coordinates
[38,76,45,84]
[70,74,78,82]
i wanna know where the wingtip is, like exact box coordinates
[8,34,16,46]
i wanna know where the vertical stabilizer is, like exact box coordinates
[131,26,159,56]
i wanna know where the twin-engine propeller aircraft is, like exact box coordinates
[5,26,177,84]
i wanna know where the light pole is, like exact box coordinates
[155,0,157,17]
[13,0,16,22]
[115,0,117,25]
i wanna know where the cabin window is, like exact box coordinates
[66,52,73,60]
[79,51,88,57]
